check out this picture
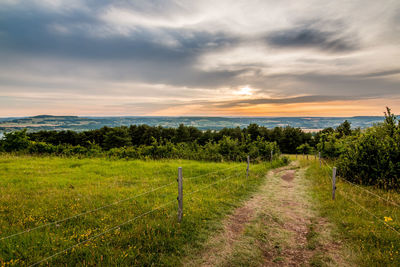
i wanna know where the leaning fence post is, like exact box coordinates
[332,167,337,200]
[246,155,250,179]
[319,152,321,167]
[177,167,183,222]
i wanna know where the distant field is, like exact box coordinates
[0,115,385,132]
[0,155,283,266]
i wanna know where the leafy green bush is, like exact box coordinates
[2,129,30,152]
[296,143,312,154]
[28,141,57,154]
[1,127,279,162]
[337,108,400,189]
[105,137,279,162]
[316,132,347,158]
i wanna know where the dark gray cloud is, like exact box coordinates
[0,0,399,116]
[266,25,358,53]
[213,95,362,108]
[244,71,400,100]
[0,7,237,61]
[362,69,400,78]
[0,2,244,89]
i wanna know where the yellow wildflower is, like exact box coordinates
[384,216,393,222]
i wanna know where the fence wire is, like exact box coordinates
[320,159,400,208]
[318,159,400,238]
[28,166,246,266]
[29,199,177,267]
[0,181,176,241]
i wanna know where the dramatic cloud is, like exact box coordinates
[266,25,358,53]
[0,0,399,116]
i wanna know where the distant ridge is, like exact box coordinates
[32,115,79,119]
[0,114,386,133]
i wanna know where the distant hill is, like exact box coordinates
[0,115,385,133]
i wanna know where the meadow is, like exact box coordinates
[304,158,400,266]
[0,155,285,266]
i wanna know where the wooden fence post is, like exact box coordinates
[332,167,337,200]
[177,167,183,222]
[246,155,250,179]
[270,150,273,161]
[319,152,321,167]
[296,153,297,159]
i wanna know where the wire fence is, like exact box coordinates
[0,181,176,241]
[0,165,243,242]
[182,165,241,181]
[318,157,400,238]
[29,199,178,267]
[28,166,246,266]
[320,158,400,207]
[0,160,256,266]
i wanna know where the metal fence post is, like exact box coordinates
[332,167,337,200]
[246,155,250,179]
[177,167,183,222]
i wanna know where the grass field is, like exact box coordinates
[304,158,400,266]
[0,155,285,266]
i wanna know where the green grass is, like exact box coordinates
[306,160,400,266]
[0,154,285,266]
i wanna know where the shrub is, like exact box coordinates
[337,108,400,189]
[2,130,30,152]
[28,141,57,154]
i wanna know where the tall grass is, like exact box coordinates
[0,155,285,266]
[306,160,400,266]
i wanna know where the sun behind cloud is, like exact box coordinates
[235,86,253,96]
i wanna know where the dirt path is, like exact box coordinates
[184,162,346,267]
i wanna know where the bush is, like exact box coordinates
[337,108,400,189]
[28,141,57,154]
[2,130,30,152]
[296,143,312,155]
[1,128,281,163]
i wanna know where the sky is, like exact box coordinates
[0,0,399,117]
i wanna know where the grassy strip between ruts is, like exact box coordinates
[305,159,400,266]
[0,155,287,266]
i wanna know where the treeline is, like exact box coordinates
[0,126,284,162]
[2,124,313,153]
[3,110,399,188]
[317,108,400,189]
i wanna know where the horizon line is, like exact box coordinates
[0,114,388,119]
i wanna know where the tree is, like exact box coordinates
[336,120,351,138]
[296,143,312,155]
[383,106,398,137]
[175,124,190,143]
[103,127,131,150]
[3,129,30,152]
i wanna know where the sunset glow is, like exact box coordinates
[0,1,399,117]
[235,87,253,96]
